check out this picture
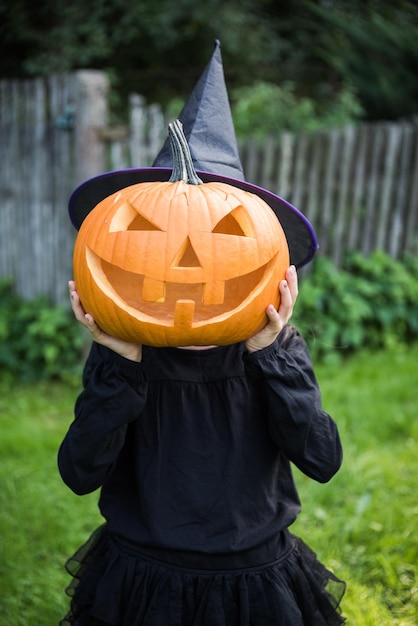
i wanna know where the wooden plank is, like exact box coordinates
[333,125,357,265]
[148,103,166,165]
[361,124,386,255]
[259,135,276,192]
[389,122,414,258]
[48,74,77,304]
[304,130,325,232]
[404,124,418,254]
[318,128,341,257]
[243,136,259,184]
[348,125,368,251]
[129,94,147,167]
[376,124,403,251]
[290,131,309,213]
[0,82,18,279]
[276,131,295,202]
[110,140,129,170]
[73,70,108,186]
[16,79,37,299]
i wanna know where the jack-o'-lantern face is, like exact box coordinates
[73,121,289,346]
[73,179,289,347]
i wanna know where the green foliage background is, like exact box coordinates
[1,0,418,122]
[293,251,418,363]
[0,280,85,383]
[231,81,364,138]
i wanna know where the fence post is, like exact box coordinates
[73,70,109,185]
[129,94,147,167]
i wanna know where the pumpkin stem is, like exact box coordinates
[168,120,203,185]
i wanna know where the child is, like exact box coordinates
[59,267,345,626]
[59,42,346,625]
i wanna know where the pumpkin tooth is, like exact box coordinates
[174,300,195,328]
[142,277,166,302]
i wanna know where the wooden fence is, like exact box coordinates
[1,72,418,305]
[0,71,109,304]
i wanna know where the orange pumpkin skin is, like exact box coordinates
[73,179,289,347]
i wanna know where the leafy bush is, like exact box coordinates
[293,251,418,363]
[0,280,85,382]
[230,81,363,139]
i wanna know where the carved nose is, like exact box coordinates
[173,237,202,268]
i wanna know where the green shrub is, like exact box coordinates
[0,280,85,382]
[293,251,418,363]
[230,81,363,139]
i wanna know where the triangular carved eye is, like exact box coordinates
[212,206,255,237]
[109,202,162,232]
[128,214,161,231]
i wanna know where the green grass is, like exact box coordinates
[1,344,417,625]
[0,381,103,625]
[293,343,418,625]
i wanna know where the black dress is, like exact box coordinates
[58,326,346,625]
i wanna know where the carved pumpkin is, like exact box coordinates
[73,121,289,346]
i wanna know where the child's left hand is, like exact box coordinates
[245,265,298,353]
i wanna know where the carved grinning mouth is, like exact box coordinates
[87,248,279,328]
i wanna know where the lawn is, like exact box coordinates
[0,343,417,625]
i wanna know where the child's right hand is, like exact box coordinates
[68,280,142,362]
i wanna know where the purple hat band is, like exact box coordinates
[69,167,318,269]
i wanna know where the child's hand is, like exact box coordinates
[245,266,298,353]
[68,281,142,362]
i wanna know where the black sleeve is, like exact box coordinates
[243,325,343,483]
[58,342,148,495]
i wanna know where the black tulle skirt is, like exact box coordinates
[60,525,346,626]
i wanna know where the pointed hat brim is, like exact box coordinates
[68,41,318,268]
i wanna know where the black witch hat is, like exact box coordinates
[69,40,318,268]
